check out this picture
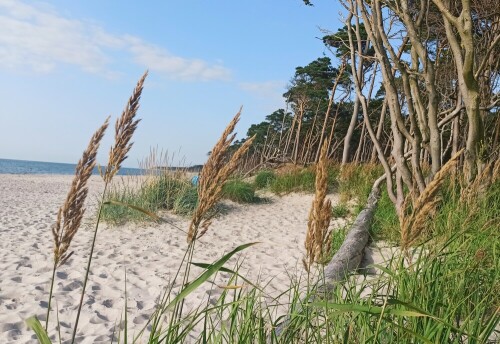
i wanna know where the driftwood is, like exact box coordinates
[320,185,380,292]
[274,183,381,337]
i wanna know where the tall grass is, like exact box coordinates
[101,173,192,223]
[254,170,276,189]
[269,168,317,194]
[222,180,258,203]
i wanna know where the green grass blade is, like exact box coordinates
[26,316,53,344]
[162,242,258,313]
[104,200,161,221]
[190,262,263,291]
[309,302,429,317]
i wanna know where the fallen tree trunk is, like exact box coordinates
[320,184,380,292]
[274,182,382,337]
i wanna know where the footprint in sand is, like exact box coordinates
[133,314,149,325]
[36,266,53,274]
[1,322,23,340]
[94,335,112,342]
[102,299,113,308]
[136,300,144,310]
[62,280,83,292]
[56,271,68,279]
[59,321,71,329]
[6,300,18,310]
[89,311,109,324]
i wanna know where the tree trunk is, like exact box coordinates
[316,62,347,163]
[433,0,485,181]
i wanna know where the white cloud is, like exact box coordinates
[0,0,109,73]
[125,36,231,81]
[0,0,231,81]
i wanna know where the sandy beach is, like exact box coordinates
[0,174,356,343]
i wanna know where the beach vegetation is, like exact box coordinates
[331,202,349,218]
[269,167,316,194]
[253,169,276,189]
[222,179,258,203]
[172,185,199,215]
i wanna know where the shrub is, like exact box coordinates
[222,180,257,203]
[254,170,276,189]
[371,189,399,241]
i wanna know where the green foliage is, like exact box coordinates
[320,227,347,264]
[323,24,374,61]
[284,57,337,101]
[254,170,276,189]
[331,203,349,218]
[143,175,190,210]
[26,317,52,344]
[269,169,316,194]
[101,185,156,224]
[371,189,399,241]
[338,163,384,205]
[230,109,293,155]
[222,180,257,203]
[172,186,198,215]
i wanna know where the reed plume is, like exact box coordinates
[104,71,148,183]
[460,157,500,206]
[401,149,463,249]
[72,72,147,343]
[187,107,256,242]
[46,117,109,330]
[52,117,109,267]
[304,139,332,271]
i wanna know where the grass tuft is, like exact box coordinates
[222,180,257,203]
[269,168,316,194]
[254,170,276,189]
[331,203,349,218]
[173,186,199,216]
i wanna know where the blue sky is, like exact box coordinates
[0,0,343,167]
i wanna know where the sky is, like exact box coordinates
[0,0,344,167]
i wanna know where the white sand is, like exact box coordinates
[0,174,359,343]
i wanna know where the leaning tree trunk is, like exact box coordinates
[432,0,485,181]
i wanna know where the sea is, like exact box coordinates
[0,158,143,175]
